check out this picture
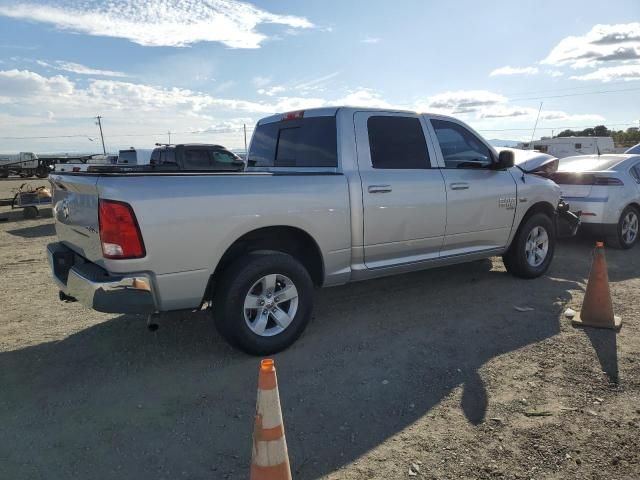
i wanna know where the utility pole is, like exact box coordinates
[168,130,171,144]
[95,115,106,155]
[243,124,248,154]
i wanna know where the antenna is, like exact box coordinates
[529,102,543,150]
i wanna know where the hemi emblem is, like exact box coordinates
[499,197,517,210]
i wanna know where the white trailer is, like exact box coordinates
[518,137,615,159]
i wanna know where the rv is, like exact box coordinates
[518,137,615,159]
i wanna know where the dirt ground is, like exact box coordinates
[0,176,639,480]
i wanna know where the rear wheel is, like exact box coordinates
[213,252,314,355]
[607,206,639,249]
[0,168,8,178]
[503,213,555,278]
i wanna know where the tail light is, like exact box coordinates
[593,177,624,186]
[548,173,623,186]
[98,199,145,259]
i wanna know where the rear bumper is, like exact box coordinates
[47,242,157,314]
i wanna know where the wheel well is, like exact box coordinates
[210,226,325,295]
[626,202,640,214]
[522,201,555,223]
[510,201,556,242]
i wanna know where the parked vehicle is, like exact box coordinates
[547,154,640,249]
[54,154,116,173]
[149,144,245,171]
[47,107,567,354]
[118,148,153,165]
[518,137,615,158]
[0,152,50,178]
[625,143,640,155]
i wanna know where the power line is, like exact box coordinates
[509,86,640,102]
[0,126,254,140]
[478,122,637,132]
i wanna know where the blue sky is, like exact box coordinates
[0,0,639,152]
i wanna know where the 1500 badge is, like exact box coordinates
[499,197,517,210]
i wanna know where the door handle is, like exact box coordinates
[449,182,469,190]
[368,184,392,194]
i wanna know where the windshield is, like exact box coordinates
[626,144,640,154]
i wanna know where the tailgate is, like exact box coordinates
[50,174,104,263]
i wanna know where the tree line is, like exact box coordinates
[556,125,640,147]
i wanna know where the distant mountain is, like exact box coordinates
[488,139,520,147]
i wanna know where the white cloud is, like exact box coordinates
[415,89,604,124]
[0,69,74,97]
[37,59,127,77]
[258,85,286,96]
[423,90,507,114]
[294,71,340,92]
[55,61,127,78]
[489,66,539,76]
[0,70,607,152]
[548,70,564,77]
[0,0,314,48]
[361,36,381,44]
[336,88,393,108]
[570,63,640,82]
[542,22,640,68]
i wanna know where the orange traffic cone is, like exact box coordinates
[250,359,292,480]
[572,242,622,330]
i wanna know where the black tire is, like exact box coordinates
[503,213,555,279]
[36,166,49,178]
[606,205,639,250]
[213,252,314,355]
[0,169,8,178]
[23,206,38,219]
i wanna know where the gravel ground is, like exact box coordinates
[0,177,639,480]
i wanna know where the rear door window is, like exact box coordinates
[182,149,213,170]
[248,116,337,168]
[367,116,430,169]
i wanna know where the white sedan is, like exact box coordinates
[548,154,640,249]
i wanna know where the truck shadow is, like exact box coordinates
[0,258,587,480]
[6,222,56,238]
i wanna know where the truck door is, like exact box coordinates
[354,111,447,268]
[426,117,517,256]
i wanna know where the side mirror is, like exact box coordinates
[494,150,515,170]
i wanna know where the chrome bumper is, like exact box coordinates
[47,242,157,314]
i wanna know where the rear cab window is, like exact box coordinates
[247,115,338,169]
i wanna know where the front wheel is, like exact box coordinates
[213,252,314,355]
[503,213,555,279]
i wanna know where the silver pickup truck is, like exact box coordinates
[48,107,566,354]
